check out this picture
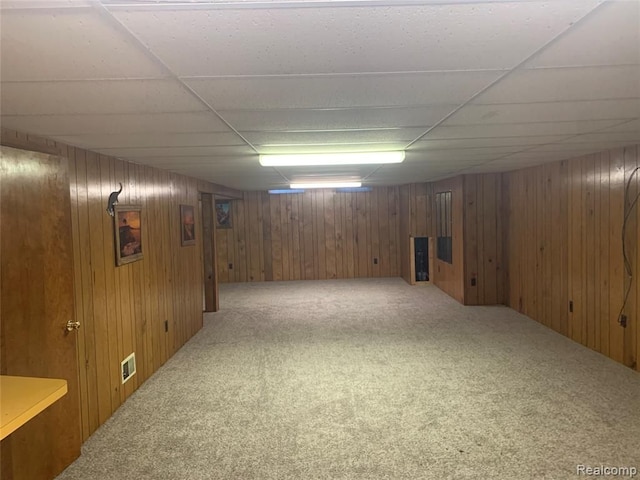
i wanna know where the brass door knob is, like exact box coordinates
[65,320,81,332]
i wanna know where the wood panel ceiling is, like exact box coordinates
[1,0,638,190]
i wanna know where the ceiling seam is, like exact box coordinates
[92,0,261,156]
[402,0,611,150]
[101,0,548,12]
[94,0,293,185]
[435,118,640,176]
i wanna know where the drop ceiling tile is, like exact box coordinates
[405,151,493,166]
[478,151,584,168]
[445,100,640,125]
[184,72,504,110]
[409,135,573,150]
[167,170,286,191]
[159,156,260,173]
[555,132,640,145]
[1,1,92,7]
[50,132,244,149]
[112,1,599,75]
[423,119,625,140]
[523,141,637,153]
[365,165,460,185]
[139,155,258,167]
[0,9,165,81]
[488,149,587,160]
[463,160,546,173]
[472,65,640,104]
[406,146,524,161]
[1,112,233,136]
[528,0,639,68]
[217,105,457,131]
[95,145,256,158]
[243,128,425,147]
[595,118,640,133]
[0,80,207,115]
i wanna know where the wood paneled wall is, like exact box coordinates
[463,174,506,306]
[505,146,639,371]
[431,176,466,303]
[217,188,401,282]
[399,183,434,284]
[1,128,208,439]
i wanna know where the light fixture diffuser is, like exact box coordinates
[260,151,405,167]
[290,181,362,189]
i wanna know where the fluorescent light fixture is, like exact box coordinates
[268,189,305,194]
[290,182,362,189]
[336,187,372,193]
[259,151,405,167]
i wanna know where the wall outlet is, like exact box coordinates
[373,258,378,265]
[229,263,233,270]
[121,353,136,384]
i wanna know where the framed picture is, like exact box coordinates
[180,204,196,246]
[215,200,232,228]
[114,205,143,266]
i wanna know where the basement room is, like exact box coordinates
[1,0,639,479]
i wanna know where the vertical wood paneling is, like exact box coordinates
[399,183,436,286]
[623,146,638,370]
[505,146,639,372]
[345,193,356,278]
[302,191,315,279]
[483,174,500,305]
[324,190,337,279]
[463,175,479,304]
[335,192,345,278]
[270,196,282,281]
[389,187,400,277]
[432,176,465,304]
[599,154,611,353]
[609,150,625,363]
[378,188,391,278]
[356,192,368,277]
[261,192,273,281]
[1,130,208,443]
[218,188,401,282]
[399,185,411,284]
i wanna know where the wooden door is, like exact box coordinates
[0,146,82,479]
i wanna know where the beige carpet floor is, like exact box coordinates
[57,278,640,480]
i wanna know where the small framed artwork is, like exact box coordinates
[114,205,143,266]
[180,204,196,246]
[215,200,232,228]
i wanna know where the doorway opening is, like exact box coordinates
[414,237,429,283]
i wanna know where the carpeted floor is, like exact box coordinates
[56,278,640,480]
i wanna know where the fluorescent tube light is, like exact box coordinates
[268,189,305,194]
[260,151,405,167]
[290,182,362,189]
[336,187,372,193]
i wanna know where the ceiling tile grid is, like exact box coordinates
[0,0,638,190]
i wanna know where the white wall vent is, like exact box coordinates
[121,352,136,384]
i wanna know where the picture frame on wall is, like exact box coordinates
[215,200,232,228]
[114,205,143,266]
[180,204,196,246]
